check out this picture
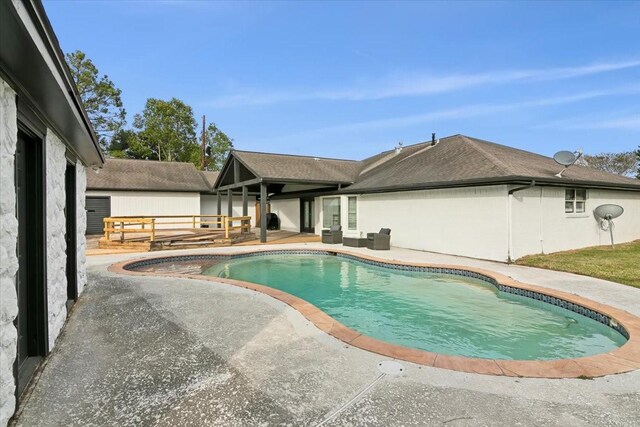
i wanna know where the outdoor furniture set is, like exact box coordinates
[322,226,391,250]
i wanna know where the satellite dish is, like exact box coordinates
[594,204,624,220]
[594,204,624,247]
[553,151,578,166]
[553,149,583,178]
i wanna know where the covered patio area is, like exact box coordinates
[213,150,360,242]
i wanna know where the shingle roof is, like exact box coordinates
[200,171,220,189]
[346,135,640,192]
[87,158,211,192]
[232,150,361,183]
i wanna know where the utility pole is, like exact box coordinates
[200,115,206,170]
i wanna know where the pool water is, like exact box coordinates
[202,254,626,360]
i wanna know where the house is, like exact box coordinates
[213,135,640,261]
[0,1,104,424]
[85,158,257,233]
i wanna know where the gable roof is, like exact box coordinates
[347,135,640,192]
[87,158,211,192]
[231,150,361,184]
[200,171,220,188]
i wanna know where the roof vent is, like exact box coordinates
[395,142,403,154]
[313,157,320,161]
[431,133,438,146]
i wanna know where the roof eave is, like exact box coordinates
[342,176,640,194]
[0,0,103,167]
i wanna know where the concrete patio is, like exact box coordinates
[12,244,640,426]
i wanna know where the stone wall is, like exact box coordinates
[0,80,18,427]
[76,164,87,295]
[45,131,68,348]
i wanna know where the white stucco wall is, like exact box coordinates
[45,131,68,348]
[0,79,19,427]
[200,194,256,227]
[340,186,510,261]
[270,199,300,231]
[76,164,88,295]
[511,186,640,259]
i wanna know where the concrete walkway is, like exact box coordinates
[14,244,640,426]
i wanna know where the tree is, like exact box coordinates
[130,98,199,163]
[203,123,233,170]
[636,147,640,179]
[66,50,126,150]
[582,152,638,177]
[107,129,137,158]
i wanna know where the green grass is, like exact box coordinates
[516,240,640,288]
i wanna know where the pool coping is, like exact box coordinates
[108,247,640,379]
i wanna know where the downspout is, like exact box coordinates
[507,180,535,263]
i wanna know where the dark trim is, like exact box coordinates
[0,0,103,166]
[65,162,78,303]
[260,183,267,242]
[87,188,208,193]
[16,97,46,139]
[270,186,341,200]
[300,198,315,233]
[212,152,257,190]
[14,122,49,402]
[262,178,353,186]
[216,177,261,192]
[242,186,248,217]
[233,158,240,183]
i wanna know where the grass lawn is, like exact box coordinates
[516,240,640,288]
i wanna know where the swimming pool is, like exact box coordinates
[128,251,628,361]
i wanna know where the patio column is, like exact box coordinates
[260,182,267,243]
[216,191,221,228]
[242,185,248,217]
[227,188,233,217]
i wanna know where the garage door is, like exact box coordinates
[86,196,110,235]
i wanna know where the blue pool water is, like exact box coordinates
[200,254,627,360]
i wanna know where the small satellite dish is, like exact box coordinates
[553,151,577,166]
[594,204,624,247]
[553,149,583,178]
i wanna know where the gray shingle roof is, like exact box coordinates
[87,158,211,192]
[346,135,640,192]
[232,150,361,183]
[200,171,220,188]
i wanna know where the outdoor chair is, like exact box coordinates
[367,228,391,250]
[322,224,343,244]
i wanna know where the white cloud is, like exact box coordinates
[263,85,640,139]
[540,115,640,131]
[207,59,640,107]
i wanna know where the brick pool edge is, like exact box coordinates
[108,248,640,379]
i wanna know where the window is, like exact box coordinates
[565,189,586,213]
[323,197,341,228]
[348,197,357,230]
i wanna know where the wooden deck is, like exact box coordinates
[92,229,320,255]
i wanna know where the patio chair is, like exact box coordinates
[367,228,391,250]
[322,224,343,244]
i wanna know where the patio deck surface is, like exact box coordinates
[12,244,640,426]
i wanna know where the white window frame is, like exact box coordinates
[322,197,341,228]
[347,196,358,230]
[565,188,587,215]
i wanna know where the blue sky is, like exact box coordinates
[44,1,639,160]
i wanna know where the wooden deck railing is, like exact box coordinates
[103,215,252,242]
